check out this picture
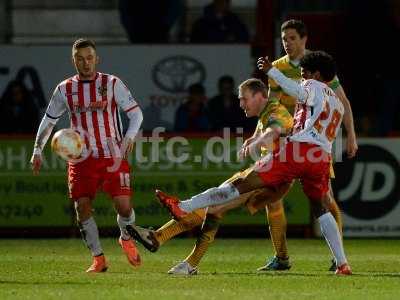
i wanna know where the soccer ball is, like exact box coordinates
[51,129,83,161]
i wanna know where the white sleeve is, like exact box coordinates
[125,108,143,140]
[33,86,67,155]
[267,67,310,104]
[45,86,67,123]
[113,78,140,113]
[113,78,143,140]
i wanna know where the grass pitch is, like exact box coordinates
[0,238,399,300]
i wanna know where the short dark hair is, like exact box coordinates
[281,19,307,38]
[238,78,267,98]
[72,38,96,51]
[300,51,336,82]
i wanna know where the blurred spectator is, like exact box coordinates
[376,0,400,136]
[190,0,249,43]
[119,0,184,43]
[0,80,39,134]
[207,75,255,132]
[174,83,208,132]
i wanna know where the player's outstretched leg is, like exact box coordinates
[75,198,108,273]
[128,210,205,252]
[127,224,159,252]
[258,199,291,271]
[168,214,220,275]
[156,190,188,219]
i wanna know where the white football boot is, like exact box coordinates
[167,261,198,275]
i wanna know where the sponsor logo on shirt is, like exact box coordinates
[73,101,108,113]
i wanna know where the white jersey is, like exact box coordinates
[45,72,140,158]
[267,68,344,153]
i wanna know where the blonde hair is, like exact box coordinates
[238,78,268,98]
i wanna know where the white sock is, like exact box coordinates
[319,212,347,266]
[79,217,103,256]
[117,210,135,240]
[178,183,240,212]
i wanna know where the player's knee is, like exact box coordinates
[112,196,132,217]
[310,201,328,218]
[266,199,284,213]
[208,210,225,220]
[115,205,132,218]
[321,193,332,210]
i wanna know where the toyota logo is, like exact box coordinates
[152,56,206,93]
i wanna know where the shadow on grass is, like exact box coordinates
[192,271,400,278]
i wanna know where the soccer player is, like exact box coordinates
[257,19,358,271]
[156,51,352,275]
[129,78,294,274]
[30,38,143,273]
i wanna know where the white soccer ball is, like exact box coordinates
[51,129,83,161]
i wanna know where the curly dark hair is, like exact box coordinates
[300,51,336,82]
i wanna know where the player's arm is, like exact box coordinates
[114,78,144,158]
[30,86,67,175]
[239,105,284,159]
[241,126,281,158]
[333,84,358,158]
[258,57,309,103]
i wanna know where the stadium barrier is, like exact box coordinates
[0,134,310,236]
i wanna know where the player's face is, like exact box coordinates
[239,89,263,117]
[281,29,307,60]
[72,46,98,80]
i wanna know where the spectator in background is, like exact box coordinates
[207,75,255,132]
[174,83,208,132]
[190,0,249,43]
[119,0,184,43]
[376,0,400,136]
[0,80,39,134]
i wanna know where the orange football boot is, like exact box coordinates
[155,189,187,220]
[335,263,352,275]
[119,237,141,267]
[86,254,108,273]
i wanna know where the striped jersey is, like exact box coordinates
[256,97,293,156]
[268,54,340,115]
[45,72,139,158]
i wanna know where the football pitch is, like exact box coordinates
[1,238,399,300]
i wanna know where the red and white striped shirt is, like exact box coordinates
[45,72,140,158]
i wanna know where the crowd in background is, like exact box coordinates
[1,0,399,136]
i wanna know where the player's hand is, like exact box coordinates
[238,137,256,159]
[30,154,42,176]
[257,56,273,73]
[121,137,134,159]
[346,134,358,158]
[239,139,260,160]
